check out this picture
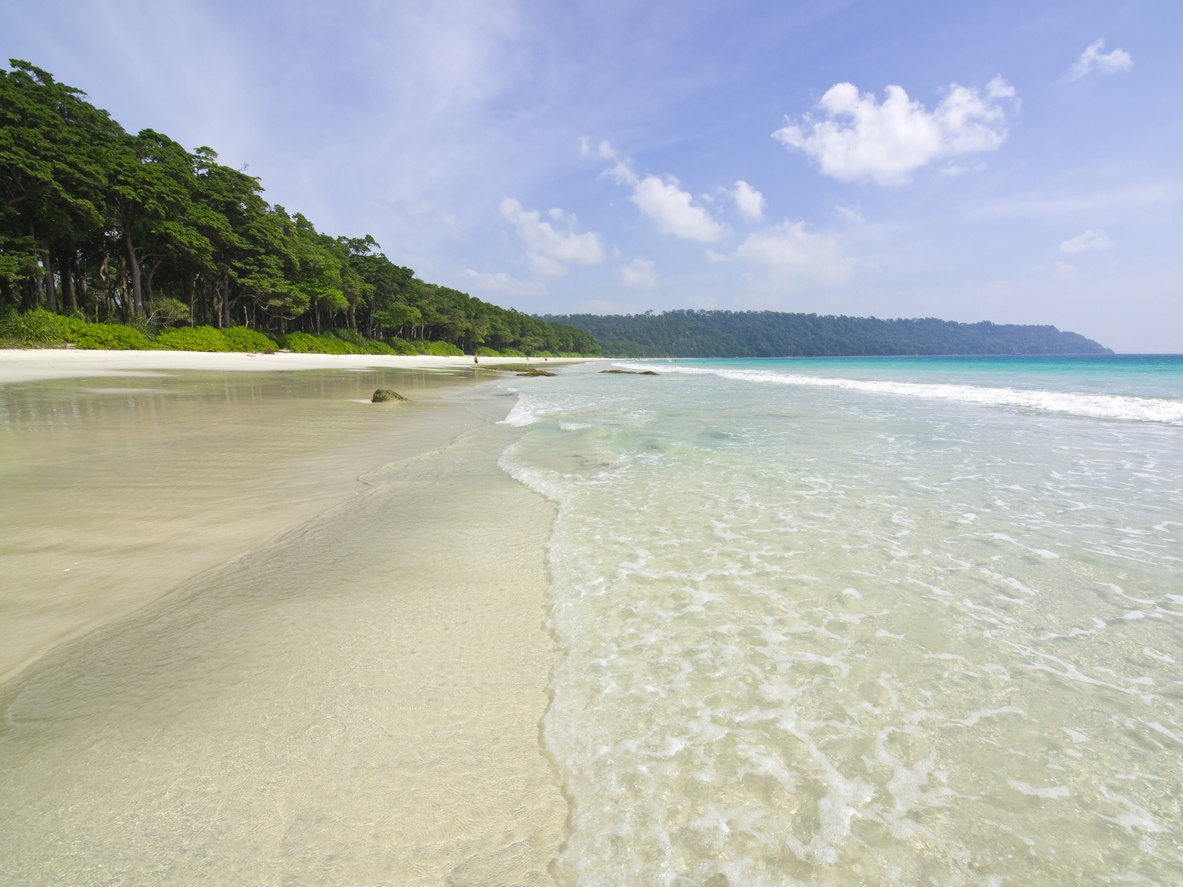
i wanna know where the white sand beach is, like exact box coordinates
[0,347,588,384]
[0,349,570,884]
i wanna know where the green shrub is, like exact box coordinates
[329,329,368,347]
[421,340,464,356]
[0,311,154,350]
[0,308,66,346]
[330,329,397,354]
[362,339,396,355]
[56,316,153,350]
[222,326,278,352]
[386,337,417,355]
[500,348,526,358]
[155,325,231,352]
[476,346,501,357]
[280,332,364,354]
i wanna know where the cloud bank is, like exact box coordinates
[773,77,1016,185]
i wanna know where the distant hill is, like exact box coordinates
[538,310,1111,358]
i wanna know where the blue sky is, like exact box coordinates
[3,0,1180,352]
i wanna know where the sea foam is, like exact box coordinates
[650,363,1183,424]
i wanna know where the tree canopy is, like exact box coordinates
[0,60,599,356]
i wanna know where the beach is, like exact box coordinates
[4,350,1182,885]
[0,349,573,884]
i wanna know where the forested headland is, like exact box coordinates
[0,61,599,357]
[541,310,1111,358]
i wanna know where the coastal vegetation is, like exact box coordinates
[0,60,600,357]
[541,310,1111,357]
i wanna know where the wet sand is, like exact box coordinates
[0,351,567,884]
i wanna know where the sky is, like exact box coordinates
[2,0,1180,352]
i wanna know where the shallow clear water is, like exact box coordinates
[500,356,1183,885]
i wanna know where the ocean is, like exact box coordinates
[499,355,1183,885]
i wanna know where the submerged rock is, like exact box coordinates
[516,369,557,377]
[372,389,407,403]
[601,369,660,375]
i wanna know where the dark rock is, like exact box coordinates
[372,389,407,403]
[601,369,660,375]
[516,369,557,377]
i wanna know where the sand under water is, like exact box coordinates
[0,353,567,885]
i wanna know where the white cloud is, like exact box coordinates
[716,220,852,285]
[773,76,1016,185]
[618,257,657,288]
[631,174,726,242]
[1069,39,1133,80]
[602,153,726,242]
[500,197,605,277]
[464,269,547,296]
[1058,229,1115,253]
[732,180,766,223]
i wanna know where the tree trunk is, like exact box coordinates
[61,249,76,312]
[219,270,229,329]
[75,258,88,314]
[117,260,130,323]
[124,229,144,317]
[42,250,58,313]
[183,273,196,325]
[146,258,163,305]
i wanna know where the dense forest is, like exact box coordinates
[541,310,1111,358]
[0,60,599,356]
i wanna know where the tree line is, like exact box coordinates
[0,60,599,356]
[540,310,1111,358]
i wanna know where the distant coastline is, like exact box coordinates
[540,309,1111,358]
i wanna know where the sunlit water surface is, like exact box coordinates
[499,356,1183,885]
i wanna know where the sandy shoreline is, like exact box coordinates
[0,347,593,384]
[0,351,568,883]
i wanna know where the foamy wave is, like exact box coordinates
[499,396,541,426]
[652,365,1183,425]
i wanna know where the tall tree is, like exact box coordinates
[106,129,196,317]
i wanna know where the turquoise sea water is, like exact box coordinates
[499,355,1183,885]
